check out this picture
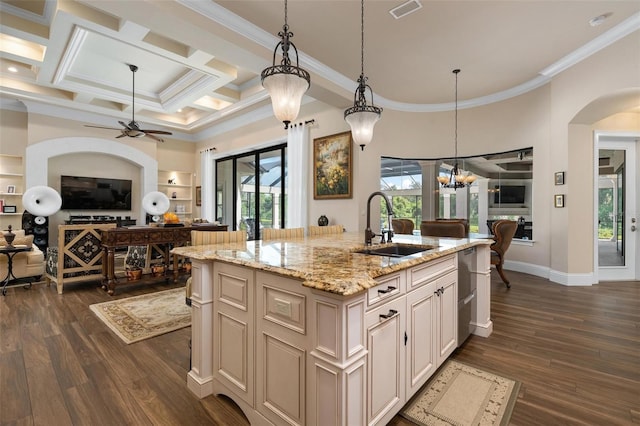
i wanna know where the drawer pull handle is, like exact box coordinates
[378,286,396,295]
[379,309,398,320]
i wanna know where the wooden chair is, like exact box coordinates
[186,230,247,305]
[261,227,305,240]
[490,220,517,288]
[435,218,469,235]
[392,219,415,234]
[191,230,247,245]
[420,221,466,238]
[307,225,344,236]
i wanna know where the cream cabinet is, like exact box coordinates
[365,254,457,426]
[195,253,460,426]
[157,169,193,220]
[212,262,255,407]
[0,155,24,230]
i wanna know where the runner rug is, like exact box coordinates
[90,287,190,344]
[401,360,520,426]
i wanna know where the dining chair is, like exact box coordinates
[307,225,344,236]
[392,219,415,234]
[490,220,517,288]
[261,227,305,240]
[420,221,466,238]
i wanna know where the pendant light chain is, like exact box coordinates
[454,68,459,161]
[284,0,288,28]
[360,0,364,77]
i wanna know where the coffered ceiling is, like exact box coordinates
[1,1,639,142]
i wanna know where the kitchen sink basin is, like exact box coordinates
[355,244,437,258]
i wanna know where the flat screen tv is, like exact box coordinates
[494,185,526,204]
[61,175,132,210]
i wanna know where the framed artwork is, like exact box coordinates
[6,185,15,193]
[554,194,565,208]
[554,171,565,185]
[196,186,202,206]
[313,131,353,199]
[3,205,17,213]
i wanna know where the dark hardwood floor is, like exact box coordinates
[1,271,638,425]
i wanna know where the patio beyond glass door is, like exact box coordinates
[597,139,637,281]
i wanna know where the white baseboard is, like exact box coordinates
[503,260,595,286]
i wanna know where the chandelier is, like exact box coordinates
[344,0,382,151]
[261,0,311,129]
[437,69,476,188]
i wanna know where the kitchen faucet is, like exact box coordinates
[365,191,394,245]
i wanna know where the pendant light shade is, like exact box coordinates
[261,0,310,129]
[344,0,382,150]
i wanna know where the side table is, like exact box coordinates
[1,245,34,296]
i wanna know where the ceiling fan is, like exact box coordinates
[84,64,172,142]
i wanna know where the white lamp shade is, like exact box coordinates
[22,186,62,216]
[142,191,170,216]
[262,73,309,124]
[345,110,381,148]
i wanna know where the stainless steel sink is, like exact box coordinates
[355,244,437,258]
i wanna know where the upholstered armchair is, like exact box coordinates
[392,219,415,235]
[0,230,44,280]
[420,220,466,238]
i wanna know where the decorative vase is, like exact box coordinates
[318,215,329,226]
[3,225,15,247]
[151,264,165,277]
[126,268,142,281]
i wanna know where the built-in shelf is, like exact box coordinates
[158,169,193,221]
[0,154,24,229]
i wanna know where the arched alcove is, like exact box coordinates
[25,137,158,224]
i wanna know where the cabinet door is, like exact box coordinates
[405,281,437,396]
[365,297,405,426]
[213,263,254,406]
[436,271,458,365]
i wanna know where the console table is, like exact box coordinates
[100,225,228,295]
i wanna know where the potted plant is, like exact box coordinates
[126,266,142,281]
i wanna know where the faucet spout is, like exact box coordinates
[365,191,394,245]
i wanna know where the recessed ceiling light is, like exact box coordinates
[589,13,611,27]
[8,66,18,73]
[177,108,183,113]
[389,0,422,19]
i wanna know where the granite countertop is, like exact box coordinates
[171,232,492,296]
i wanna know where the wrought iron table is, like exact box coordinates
[0,245,34,296]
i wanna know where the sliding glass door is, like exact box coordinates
[215,144,287,240]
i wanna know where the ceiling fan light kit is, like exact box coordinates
[344,0,382,151]
[84,64,172,142]
[261,0,311,129]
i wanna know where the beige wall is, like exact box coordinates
[0,109,28,156]
[1,31,638,282]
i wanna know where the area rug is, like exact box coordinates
[89,287,190,344]
[401,360,520,426]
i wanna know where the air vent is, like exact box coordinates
[389,0,423,19]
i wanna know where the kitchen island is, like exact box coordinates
[171,232,493,426]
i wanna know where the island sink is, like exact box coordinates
[355,243,437,258]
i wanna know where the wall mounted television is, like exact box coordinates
[494,185,526,204]
[61,175,132,210]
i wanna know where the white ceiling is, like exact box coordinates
[1,0,639,142]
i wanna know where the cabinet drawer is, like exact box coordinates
[367,272,404,309]
[409,254,456,290]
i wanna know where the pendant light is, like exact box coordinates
[344,0,382,151]
[261,0,311,129]
[437,69,476,188]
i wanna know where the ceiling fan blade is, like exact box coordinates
[116,134,127,138]
[144,133,165,143]
[141,130,173,135]
[84,125,121,130]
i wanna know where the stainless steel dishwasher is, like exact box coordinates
[457,247,477,344]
